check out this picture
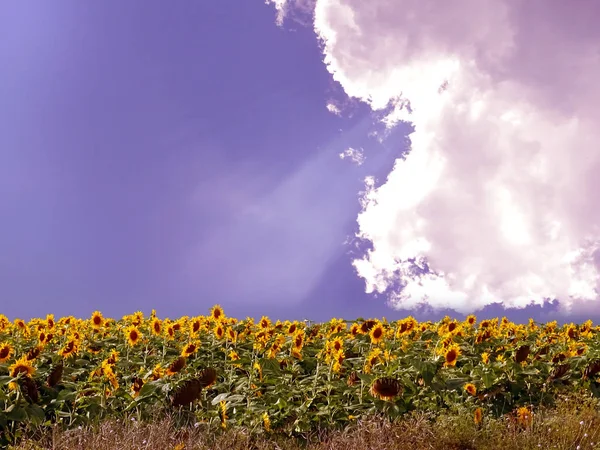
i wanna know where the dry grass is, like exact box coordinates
[11,395,600,450]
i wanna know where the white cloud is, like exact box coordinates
[339,147,364,165]
[265,0,288,25]
[326,102,341,115]
[281,0,600,314]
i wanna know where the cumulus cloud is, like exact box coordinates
[277,0,600,314]
[339,147,364,166]
[326,102,341,115]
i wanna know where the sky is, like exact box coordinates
[1,0,598,324]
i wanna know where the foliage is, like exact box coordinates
[1,309,600,446]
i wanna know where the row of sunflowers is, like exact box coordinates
[1,306,600,443]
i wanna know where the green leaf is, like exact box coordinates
[0,376,15,386]
[54,389,76,403]
[259,358,282,375]
[482,370,495,389]
[445,378,469,390]
[6,407,27,423]
[25,404,46,426]
[136,381,159,399]
[211,393,229,405]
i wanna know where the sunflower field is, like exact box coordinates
[1,307,600,445]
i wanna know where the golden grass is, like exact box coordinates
[11,394,600,450]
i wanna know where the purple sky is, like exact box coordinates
[1,1,597,324]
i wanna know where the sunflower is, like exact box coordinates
[369,322,385,345]
[262,412,271,432]
[481,352,490,364]
[514,345,530,363]
[165,324,175,340]
[370,377,402,401]
[87,343,103,355]
[332,351,344,373]
[166,356,187,376]
[226,327,237,343]
[198,367,217,388]
[293,330,305,351]
[0,343,13,362]
[150,318,162,336]
[151,363,164,381]
[214,323,225,340]
[125,325,142,347]
[90,311,104,329]
[106,349,119,365]
[26,346,42,361]
[259,316,271,330]
[464,383,477,396]
[466,315,477,326]
[350,323,360,337]
[190,317,202,334]
[59,338,79,358]
[347,371,359,386]
[181,341,200,358]
[364,348,382,373]
[45,314,55,330]
[210,305,225,322]
[516,406,533,428]
[131,311,144,327]
[14,319,28,334]
[219,400,228,429]
[10,357,35,378]
[474,407,483,425]
[444,345,460,367]
[102,362,119,390]
[47,362,64,387]
[286,322,297,335]
[131,377,144,398]
[360,320,376,334]
[171,378,202,407]
[330,337,344,354]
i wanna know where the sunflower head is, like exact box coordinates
[45,314,55,330]
[474,407,483,424]
[514,345,530,363]
[125,325,142,347]
[166,356,187,376]
[360,320,376,334]
[287,322,297,335]
[464,383,477,396]
[47,361,64,387]
[190,318,202,334]
[151,318,162,336]
[0,343,13,362]
[171,378,202,407]
[214,324,225,340]
[181,341,200,358]
[369,323,385,344]
[198,367,217,388]
[226,327,236,342]
[347,371,359,386]
[59,339,78,358]
[90,311,104,328]
[370,377,402,401]
[444,345,461,367]
[293,330,305,350]
[516,406,533,428]
[131,376,144,398]
[259,316,271,330]
[330,337,344,353]
[210,305,225,322]
[10,357,35,378]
